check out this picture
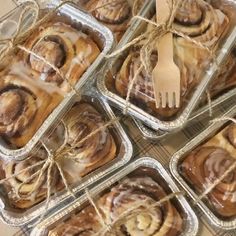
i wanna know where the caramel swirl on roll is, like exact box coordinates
[208,51,236,97]
[181,146,236,218]
[49,177,183,236]
[175,0,202,25]
[224,124,236,148]
[91,0,130,24]
[22,22,100,92]
[174,0,229,47]
[174,0,229,75]
[48,206,102,236]
[58,103,116,181]
[0,72,62,147]
[1,148,60,209]
[83,0,132,41]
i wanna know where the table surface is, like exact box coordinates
[0,0,235,235]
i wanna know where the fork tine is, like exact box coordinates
[154,92,161,108]
[174,92,180,108]
[168,92,174,108]
[161,92,167,108]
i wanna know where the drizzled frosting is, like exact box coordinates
[49,176,183,236]
[57,103,117,181]
[181,124,236,218]
[21,22,100,92]
[114,0,229,119]
[1,148,60,209]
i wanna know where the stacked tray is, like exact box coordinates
[0,0,236,235]
[31,157,199,236]
[0,1,114,159]
[0,1,133,226]
[133,48,236,140]
[0,88,132,225]
[98,0,236,132]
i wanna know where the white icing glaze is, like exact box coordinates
[65,44,93,79]
[9,61,63,95]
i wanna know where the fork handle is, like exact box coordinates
[156,0,174,65]
[157,32,175,65]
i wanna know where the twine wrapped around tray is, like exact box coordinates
[0,0,120,225]
[84,116,236,235]
[0,0,83,96]
[192,117,236,204]
[0,116,120,226]
[105,0,217,115]
[0,0,231,229]
[85,188,184,236]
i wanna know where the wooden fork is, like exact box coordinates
[152,0,181,108]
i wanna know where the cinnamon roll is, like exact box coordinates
[0,148,61,209]
[57,103,117,181]
[181,124,236,218]
[49,177,183,236]
[81,0,134,41]
[114,0,229,119]
[115,50,187,118]
[0,71,62,147]
[48,206,102,235]
[21,22,100,92]
[173,0,229,86]
[174,0,229,47]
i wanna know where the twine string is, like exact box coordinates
[15,161,47,200]
[0,1,73,60]
[17,45,80,97]
[193,117,236,204]
[0,160,45,185]
[0,115,119,228]
[0,0,39,61]
[64,117,120,160]
[85,188,112,232]
[123,65,143,115]
[0,1,82,98]
[28,157,54,228]
[85,190,184,235]
[105,0,218,114]
[194,161,236,204]
[206,89,213,117]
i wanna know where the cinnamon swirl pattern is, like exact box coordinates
[0,21,100,147]
[174,0,229,47]
[49,177,183,236]
[58,103,116,181]
[21,22,100,92]
[208,50,236,97]
[115,50,186,118]
[181,124,236,218]
[114,0,229,119]
[0,148,61,209]
[81,0,134,41]
[0,72,62,147]
[0,103,116,209]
